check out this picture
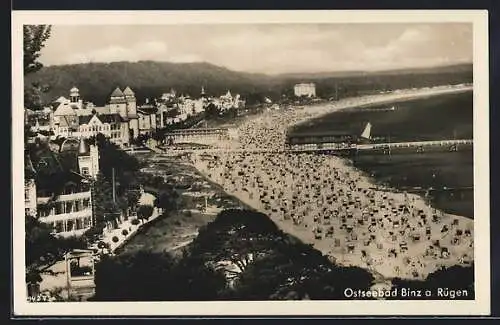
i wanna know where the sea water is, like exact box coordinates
[290,91,474,218]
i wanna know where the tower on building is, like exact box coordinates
[123,86,137,115]
[70,86,80,103]
[109,87,127,118]
[78,138,99,178]
[123,86,139,140]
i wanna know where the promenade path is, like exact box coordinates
[149,139,473,156]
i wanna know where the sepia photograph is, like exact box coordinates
[12,10,490,316]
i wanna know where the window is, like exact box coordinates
[83,199,90,209]
[25,189,30,200]
[55,203,63,215]
[83,217,91,228]
[67,219,74,231]
[25,208,30,215]
[55,221,64,233]
[66,201,74,213]
[81,167,89,175]
[75,218,83,230]
[74,200,81,212]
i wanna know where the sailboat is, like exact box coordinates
[358,122,372,143]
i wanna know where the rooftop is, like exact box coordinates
[78,138,90,156]
[110,87,124,97]
[53,102,77,117]
[123,86,135,96]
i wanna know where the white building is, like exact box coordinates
[28,141,97,237]
[77,112,129,147]
[109,86,139,140]
[24,152,38,217]
[294,83,316,97]
[47,86,143,147]
[77,138,100,179]
[137,100,158,135]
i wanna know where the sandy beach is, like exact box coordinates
[187,84,474,282]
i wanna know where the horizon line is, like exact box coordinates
[38,60,474,76]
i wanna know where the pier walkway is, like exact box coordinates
[150,139,473,156]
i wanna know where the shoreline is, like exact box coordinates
[289,84,473,129]
[187,84,474,282]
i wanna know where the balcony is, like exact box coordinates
[37,191,91,204]
[40,208,92,223]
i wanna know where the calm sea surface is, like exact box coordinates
[291,91,474,218]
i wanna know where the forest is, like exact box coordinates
[25,61,473,108]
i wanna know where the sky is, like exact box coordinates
[39,23,473,74]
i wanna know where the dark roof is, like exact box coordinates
[138,105,158,115]
[78,115,93,124]
[78,113,124,125]
[29,146,64,175]
[99,113,124,123]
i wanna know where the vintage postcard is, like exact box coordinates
[12,10,490,316]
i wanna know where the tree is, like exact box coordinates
[93,251,227,301]
[25,214,87,289]
[205,102,221,119]
[90,135,141,193]
[24,25,52,75]
[24,25,52,110]
[93,172,120,229]
[390,264,474,300]
[229,240,374,300]
[94,251,177,301]
[155,184,179,213]
[169,252,228,301]
[137,205,154,223]
[126,189,141,211]
[190,209,287,276]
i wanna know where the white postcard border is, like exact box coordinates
[12,10,490,316]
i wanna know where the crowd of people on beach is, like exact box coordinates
[191,87,474,280]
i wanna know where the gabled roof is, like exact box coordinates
[58,115,78,128]
[54,102,77,117]
[54,96,68,104]
[123,86,135,96]
[110,87,124,97]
